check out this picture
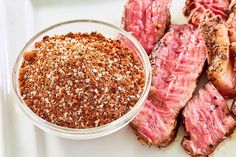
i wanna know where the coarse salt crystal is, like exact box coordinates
[94,119,100,127]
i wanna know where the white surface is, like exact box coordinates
[0,0,9,156]
[1,0,236,157]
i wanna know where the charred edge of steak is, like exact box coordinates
[129,120,179,148]
[200,16,224,61]
[200,16,224,81]
[230,1,236,12]
[183,0,194,16]
[200,15,236,98]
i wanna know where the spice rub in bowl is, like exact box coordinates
[18,32,145,129]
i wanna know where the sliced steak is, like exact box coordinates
[121,0,171,54]
[182,82,236,156]
[131,24,207,147]
[200,16,236,98]
[184,0,230,16]
[185,3,215,26]
[183,0,231,26]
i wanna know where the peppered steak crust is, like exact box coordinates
[200,16,236,98]
[131,24,207,147]
[227,4,236,70]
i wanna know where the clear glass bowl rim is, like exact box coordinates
[12,19,152,139]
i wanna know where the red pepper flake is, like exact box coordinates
[19,32,145,129]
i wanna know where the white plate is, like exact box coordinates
[0,0,236,157]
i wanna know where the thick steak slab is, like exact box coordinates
[121,0,171,54]
[182,83,236,156]
[200,16,236,98]
[131,24,207,147]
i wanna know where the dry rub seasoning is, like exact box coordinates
[19,32,145,128]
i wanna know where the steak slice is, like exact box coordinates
[121,0,171,54]
[185,3,221,26]
[183,0,231,26]
[184,0,230,16]
[182,83,236,156]
[131,24,207,147]
[200,16,236,98]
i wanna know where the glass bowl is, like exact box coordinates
[12,19,152,140]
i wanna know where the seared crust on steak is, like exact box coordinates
[200,16,236,98]
[227,4,236,70]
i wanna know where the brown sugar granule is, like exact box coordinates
[19,32,145,128]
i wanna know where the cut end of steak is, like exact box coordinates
[184,0,230,16]
[130,99,178,147]
[182,82,236,156]
[131,24,207,147]
[121,0,171,54]
[200,16,236,98]
[185,3,218,26]
[183,0,231,26]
